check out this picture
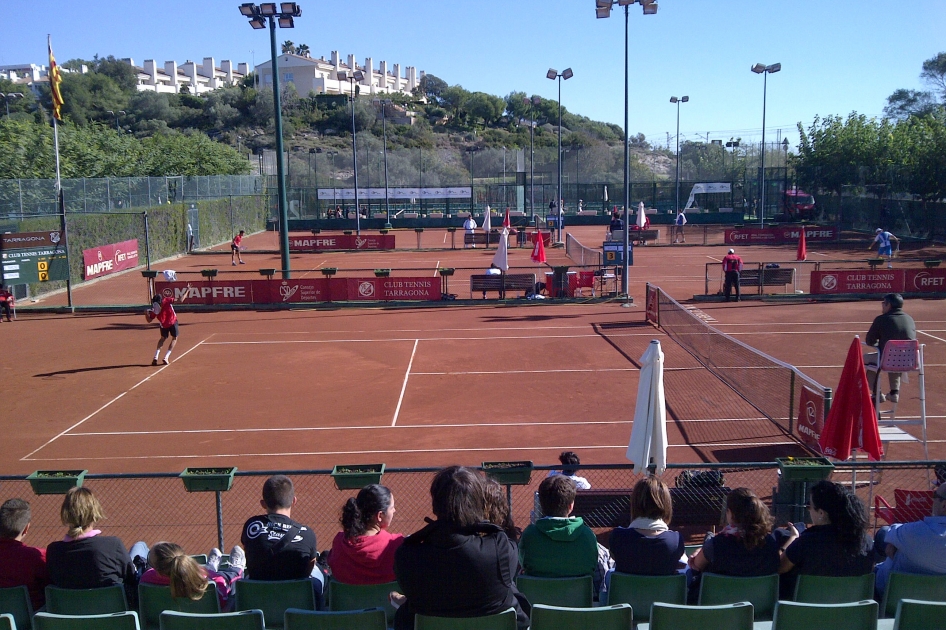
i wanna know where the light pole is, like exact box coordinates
[726,138,740,207]
[546,67,573,244]
[669,96,688,216]
[751,62,780,227]
[337,69,365,233]
[1,92,23,117]
[596,0,657,298]
[522,95,541,223]
[326,150,338,211]
[374,99,393,228]
[467,147,479,216]
[239,2,302,279]
[106,109,126,131]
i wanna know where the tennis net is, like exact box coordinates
[645,284,832,448]
[565,233,602,267]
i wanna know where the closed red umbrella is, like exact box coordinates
[819,337,883,461]
[797,227,807,261]
[531,230,547,264]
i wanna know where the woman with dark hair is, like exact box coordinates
[327,484,404,585]
[392,466,529,630]
[687,488,785,602]
[484,478,521,543]
[608,476,685,576]
[778,479,873,598]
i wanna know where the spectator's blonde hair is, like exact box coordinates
[60,487,105,538]
[149,542,209,601]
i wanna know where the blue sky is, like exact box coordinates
[2,0,943,149]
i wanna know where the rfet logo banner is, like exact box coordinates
[810,270,906,295]
[289,235,395,251]
[904,268,946,293]
[725,227,836,245]
[82,239,139,280]
[795,385,825,452]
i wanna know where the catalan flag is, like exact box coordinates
[48,35,64,121]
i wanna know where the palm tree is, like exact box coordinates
[297,44,310,58]
[281,40,296,54]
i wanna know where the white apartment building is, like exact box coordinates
[254,51,423,98]
[128,58,249,94]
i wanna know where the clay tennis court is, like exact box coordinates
[4,227,945,476]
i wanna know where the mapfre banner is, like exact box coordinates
[289,234,395,251]
[795,385,825,452]
[725,226,836,245]
[83,239,139,280]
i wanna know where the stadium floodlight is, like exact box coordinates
[238,2,304,278]
[751,62,781,227]
[546,68,574,244]
[669,96,689,222]
[338,68,366,234]
[593,0,657,300]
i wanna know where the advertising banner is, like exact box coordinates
[725,226,837,245]
[903,268,946,293]
[289,234,395,251]
[0,230,69,284]
[345,277,441,301]
[156,281,255,305]
[795,385,825,452]
[645,284,659,325]
[810,270,905,295]
[82,239,139,280]
[155,277,440,304]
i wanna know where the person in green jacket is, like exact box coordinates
[519,474,598,579]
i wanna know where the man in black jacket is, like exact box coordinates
[865,293,917,403]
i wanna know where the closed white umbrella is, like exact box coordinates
[491,227,510,271]
[636,201,647,229]
[482,204,492,233]
[626,339,668,474]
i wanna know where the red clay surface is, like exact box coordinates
[4,226,944,476]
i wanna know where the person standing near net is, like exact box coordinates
[463,214,478,248]
[722,248,744,302]
[231,230,246,265]
[673,211,687,243]
[869,228,899,269]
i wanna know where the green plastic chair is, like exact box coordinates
[326,580,398,626]
[698,573,779,621]
[892,598,946,630]
[605,572,686,622]
[284,607,387,630]
[413,607,518,630]
[882,573,946,618]
[45,585,128,615]
[33,611,141,630]
[772,600,879,630]
[514,575,593,608]
[0,586,33,630]
[530,603,633,630]
[794,574,876,604]
[646,601,754,630]
[0,613,15,630]
[159,609,265,630]
[234,580,316,629]
[189,556,208,566]
[138,583,220,630]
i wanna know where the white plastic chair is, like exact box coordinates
[866,339,928,459]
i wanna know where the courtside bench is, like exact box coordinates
[469,273,536,299]
[568,487,729,529]
[629,229,660,245]
[738,267,797,294]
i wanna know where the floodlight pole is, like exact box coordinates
[380,100,392,229]
[752,62,780,228]
[670,96,688,217]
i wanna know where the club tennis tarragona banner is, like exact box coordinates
[796,385,826,452]
[155,277,441,304]
[83,239,139,280]
[317,187,472,200]
[810,268,946,295]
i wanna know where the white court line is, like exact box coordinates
[202,333,647,345]
[433,261,440,277]
[391,339,418,427]
[23,441,801,462]
[707,256,722,262]
[412,367,638,375]
[20,337,210,461]
[920,330,946,344]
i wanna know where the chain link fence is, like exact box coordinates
[3,461,939,556]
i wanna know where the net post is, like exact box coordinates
[823,387,833,418]
[789,370,796,434]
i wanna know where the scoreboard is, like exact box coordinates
[0,231,70,285]
[603,241,633,266]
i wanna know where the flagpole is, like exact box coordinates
[49,34,72,309]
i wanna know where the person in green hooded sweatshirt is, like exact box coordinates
[519,474,598,579]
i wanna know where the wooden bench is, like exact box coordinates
[569,487,729,529]
[738,267,796,294]
[463,232,504,246]
[469,273,536,299]
[629,228,660,245]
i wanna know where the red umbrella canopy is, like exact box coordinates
[820,337,883,461]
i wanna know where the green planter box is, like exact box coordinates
[27,470,87,495]
[776,457,834,482]
[180,467,237,492]
[482,461,533,485]
[331,464,385,490]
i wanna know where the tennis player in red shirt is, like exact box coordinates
[146,285,190,366]
[231,230,245,265]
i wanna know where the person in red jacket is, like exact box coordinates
[0,498,49,611]
[722,248,744,302]
[327,484,404,585]
[145,285,190,366]
[0,284,13,322]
